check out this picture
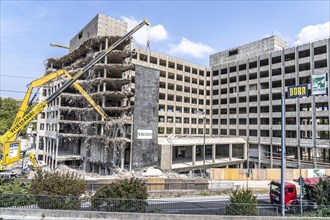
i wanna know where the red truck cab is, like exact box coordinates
[270,181,297,208]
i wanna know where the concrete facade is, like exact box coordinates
[210,36,330,169]
[132,66,160,168]
[69,14,127,52]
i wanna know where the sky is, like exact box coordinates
[1,0,330,99]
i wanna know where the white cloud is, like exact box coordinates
[169,37,215,58]
[121,16,168,46]
[294,21,330,45]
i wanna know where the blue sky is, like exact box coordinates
[1,0,329,99]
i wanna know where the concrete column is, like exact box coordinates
[51,139,55,169]
[45,138,49,164]
[192,145,196,165]
[229,143,232,161]
[257,55,261,169]
[159,145,172,170]
[121,147,125,169]
[243,143,247,160]
[47,139,51,167]
[311,42,317,168]
[270,144,274,168]
[43,136,46,162]
[54,138,59,169]
[212,144,216,163]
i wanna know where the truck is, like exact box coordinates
[269,177,321,211]
[0,18,150,177]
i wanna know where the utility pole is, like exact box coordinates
[203,111,206,178]
[281,93,286,217]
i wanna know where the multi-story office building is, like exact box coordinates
[210,36,330,169]
[36,14,329,174]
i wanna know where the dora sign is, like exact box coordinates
[287,84,308,98]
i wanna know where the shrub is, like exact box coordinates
[30,169,87,210]
[226,189,257,216]
[313,176,330,206]
[0,179,33,207]
[92,178,148,212]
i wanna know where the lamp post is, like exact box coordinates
[203,111,206,178]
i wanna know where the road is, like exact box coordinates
[146,194,278,216]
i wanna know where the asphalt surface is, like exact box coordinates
[146,194,278,216]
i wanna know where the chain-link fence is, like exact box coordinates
[3,194,329,216]
[0,194,278,216]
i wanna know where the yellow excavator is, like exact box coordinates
[0,70,110,174]
[0,18,150,177]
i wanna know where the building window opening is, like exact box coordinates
[285,53,295,61]
[229,49,238,56]
[315,60,327,69]
[239,64,246,71]
[249,61,257,69]
[272,56,281,64]
[299,49,310,58]
[314,45,326,55]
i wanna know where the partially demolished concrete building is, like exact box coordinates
[37,14,136,174]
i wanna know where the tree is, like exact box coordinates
[30,169,87,210]
[226,189,258,216]
[0,179,32,207]
[0,98,19,135]
[92,178,148,212]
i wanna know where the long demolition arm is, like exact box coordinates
[0,18,150,146]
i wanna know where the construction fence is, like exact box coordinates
[87,178,234,193]
[210,168,330,181]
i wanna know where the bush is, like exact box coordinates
[226,189,257,216]
[0,179,33,207]
[92,178,148,212]
[293,208,330,217]
[30,169,87,210]
[313,176,330,206]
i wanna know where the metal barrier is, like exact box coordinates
[0,194,279,216]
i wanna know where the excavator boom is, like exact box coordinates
[0,18,150,169]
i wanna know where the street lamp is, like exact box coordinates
[197,110,206,178]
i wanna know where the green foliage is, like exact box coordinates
[313,176,330,206]
[30,169,87,210]
[92,178,148,212]
[0,179,33,207]
[226,189,257,216]
[0,98,19,135]
[293,208,330,217]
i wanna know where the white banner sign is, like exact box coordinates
[312,74,327,95]
[137,130,152,139]
[9,142,19,158]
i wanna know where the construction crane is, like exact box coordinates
[0,18,150,174]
